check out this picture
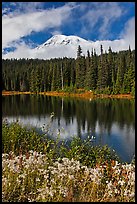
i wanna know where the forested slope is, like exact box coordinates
[2,46,135,95]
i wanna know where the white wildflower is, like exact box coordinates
[68,175,74,180]
[36,178,40,182]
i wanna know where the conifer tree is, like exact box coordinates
[85,49,96,90]
[115,53,126,93]
[2,47,135,95]
[77,45,82,58]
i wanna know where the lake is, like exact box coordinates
[2,94,135,163]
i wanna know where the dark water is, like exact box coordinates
[2,94,135,162]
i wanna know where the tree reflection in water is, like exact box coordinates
[2,95,135,162]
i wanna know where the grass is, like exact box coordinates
[2,119,120,166]
[2,90,134,100]
[2,119,135,202]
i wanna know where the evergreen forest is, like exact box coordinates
[2,45,135,95]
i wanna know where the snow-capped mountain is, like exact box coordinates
[34,34,94,59]
[33,34,130,59]
[37,35,92,47]
[2,34,132,60]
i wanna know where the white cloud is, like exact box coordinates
[2,41,35,59]
[80,2,124,39]
[2,3,135,59]
[2,3,77,49]
[2,2,45,15]
[120,17,135,49]
[2,7,11,15]
[51,30,62,36]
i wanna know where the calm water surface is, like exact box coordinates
[2,95,135,162]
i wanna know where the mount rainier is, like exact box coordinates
[34,35,95,59]
[3,34,132,60]
[32,34,127,59]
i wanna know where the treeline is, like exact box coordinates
[2,45,135,95]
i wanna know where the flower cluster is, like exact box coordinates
[101,161,135,202]
[2,151,135,202]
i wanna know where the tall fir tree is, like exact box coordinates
[115,53,126,93]
[77,45,82,58]
[85,49,96,90]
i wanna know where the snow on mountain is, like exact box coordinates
[32,34,129,60]
[2,34,131,60]
[33,34,94,59]
[37,34,90,47]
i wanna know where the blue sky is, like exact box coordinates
[2,2,135,58]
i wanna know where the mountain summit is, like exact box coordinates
[37,35,91,48]
[34,34,93,59]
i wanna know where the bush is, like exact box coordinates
[2,121,135,202]
[2,120,45,155]
[131,85,135,97]
[2,151,135,202]
[95,87,112,95]
[2,121,120,167]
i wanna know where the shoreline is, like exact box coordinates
[2,91,134,99]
